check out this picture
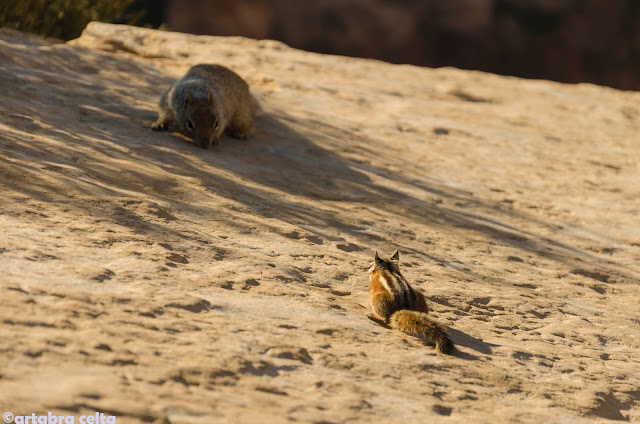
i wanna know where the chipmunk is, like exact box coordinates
[152,64,255,149]
[368,250,454,354]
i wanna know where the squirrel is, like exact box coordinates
[367,250,454,354]
[152,64,255,149]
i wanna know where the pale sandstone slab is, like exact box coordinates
[0,22,639,423]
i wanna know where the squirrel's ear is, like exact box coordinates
[208,92,213,105]
[187,90,194,104]
[391,250,399,261]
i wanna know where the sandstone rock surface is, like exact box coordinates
[0,22,639,423]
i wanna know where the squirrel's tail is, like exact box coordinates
[389,310,454,355]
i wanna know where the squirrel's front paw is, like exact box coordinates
[151,122,167,131]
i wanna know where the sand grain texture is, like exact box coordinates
[1,22,639,423]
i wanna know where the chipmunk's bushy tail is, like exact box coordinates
[390,310,454,354]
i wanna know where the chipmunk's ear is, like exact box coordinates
[390,250,399,261]
[373,251,381,265]
[208,92,213,105]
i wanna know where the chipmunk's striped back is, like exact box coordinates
[369,257,423,313]
[369,251,427,319]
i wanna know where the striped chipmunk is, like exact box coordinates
[367,250,454,354]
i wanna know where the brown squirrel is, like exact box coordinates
[368,251,454,354]
[152,64,255,149]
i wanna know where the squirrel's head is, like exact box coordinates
[183,90,221,149]
[368,250,400,275]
